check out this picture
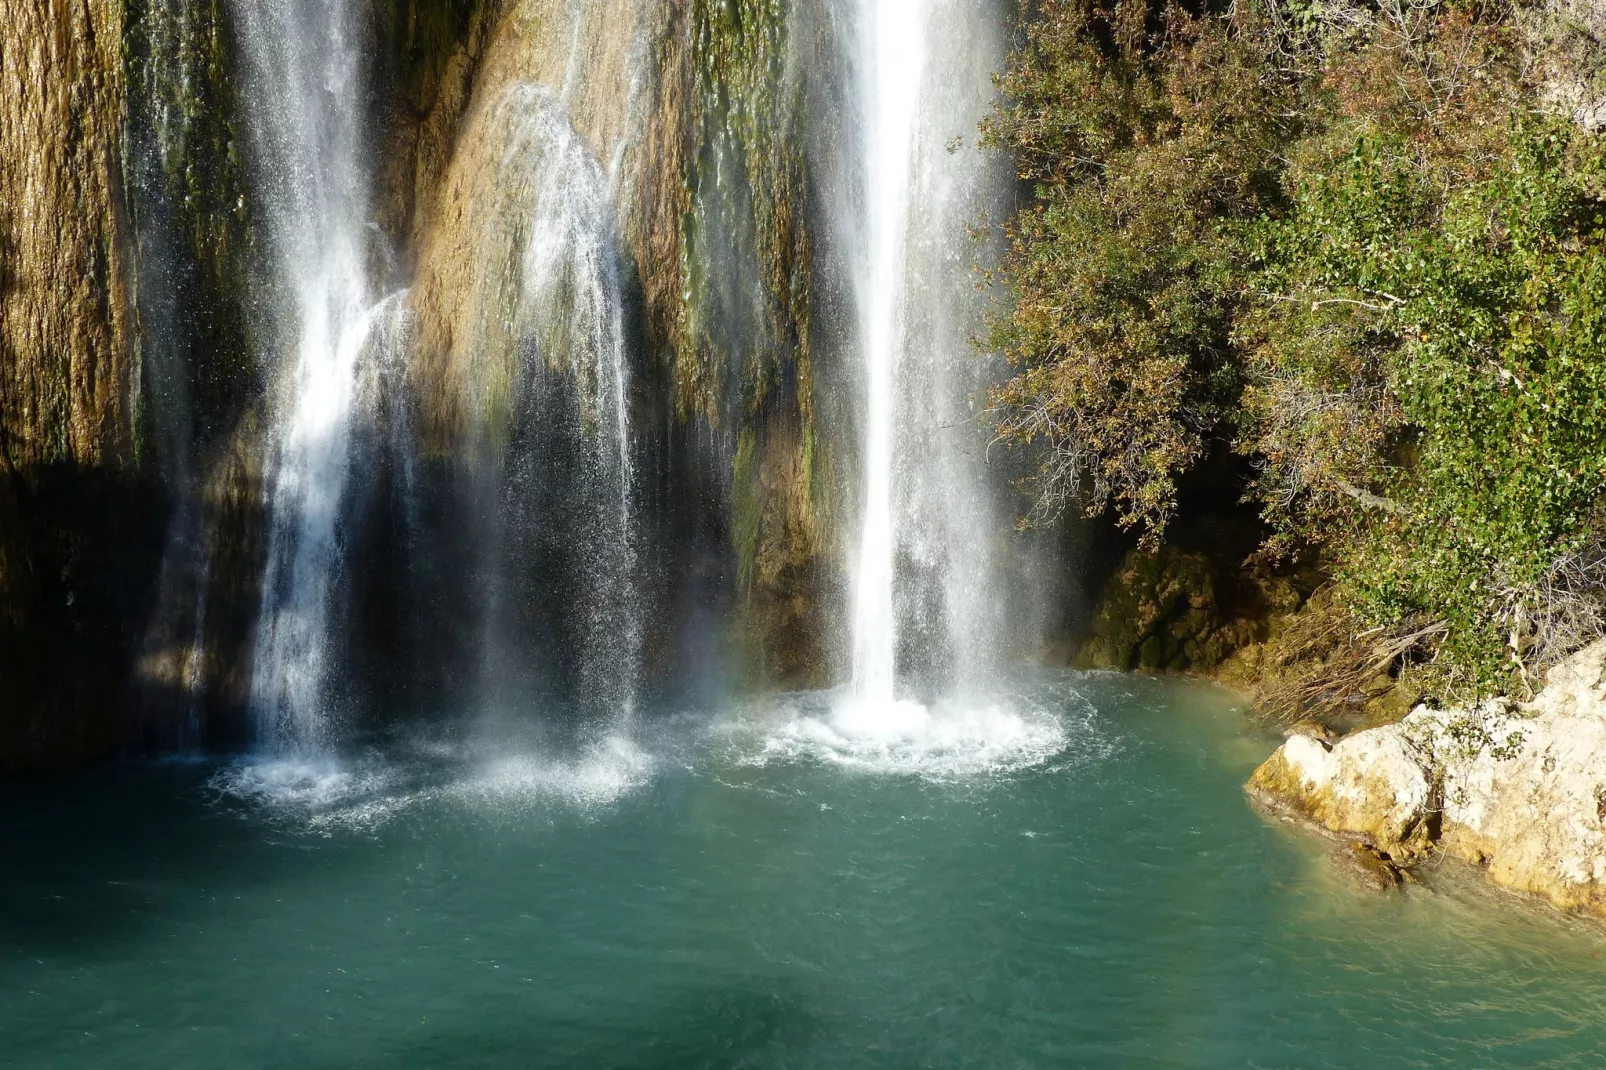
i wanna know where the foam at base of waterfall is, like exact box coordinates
[210,756,399,811]
[737,691,1078,779]
[447,736,653,810]
[208,734,653,833]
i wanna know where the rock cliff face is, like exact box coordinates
[1,0,1002,766]
[1249,639,1606,916]
[0,0,474,765]
[0,0,151,768]
[2,0,853,768]
[407,0,642,449]
[404,0,843,688]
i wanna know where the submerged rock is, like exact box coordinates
[1249,639,1606,916]
[1334,841,1409,893]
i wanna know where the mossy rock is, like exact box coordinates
[1075,545,1265,673]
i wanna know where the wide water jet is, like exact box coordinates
[846,0,1018,713]
[851,0,931,706]
[231,0,380,752]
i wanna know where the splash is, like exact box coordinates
[208,734,655,833]
[729,689,1085,780]
[449,736,654,811]
[209,755,402,813]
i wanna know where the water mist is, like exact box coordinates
[471,82,641,729]
[232,0,380,752]
[847,0,1017,706]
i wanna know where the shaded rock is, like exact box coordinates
[370,0,499,260]
[1074,545,1271,673]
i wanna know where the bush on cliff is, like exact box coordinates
[987,0,1606,699]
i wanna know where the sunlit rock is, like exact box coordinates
[1250,639,1606,916]
[1248,721,1436,861]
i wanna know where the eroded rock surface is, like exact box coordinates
[1,0,147,768]
[1249,639,1606,916]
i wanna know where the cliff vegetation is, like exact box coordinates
[987,0,1606,714]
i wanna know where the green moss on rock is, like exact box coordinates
[1076,544,1274,673]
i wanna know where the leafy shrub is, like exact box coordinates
[983,0,1301,537]
[987,0,1606,696]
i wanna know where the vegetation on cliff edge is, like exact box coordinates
[986,0,1606,702]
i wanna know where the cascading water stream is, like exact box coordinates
[851,0,931,707]
[802,0,1068,769]
[459,72,641,728]
[231,0,378,752]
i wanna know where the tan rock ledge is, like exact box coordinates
[1248,638,1606,916]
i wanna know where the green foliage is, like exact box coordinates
[988,0,1606,695]
[1252,117,1606,691]
[984,0,1301,536]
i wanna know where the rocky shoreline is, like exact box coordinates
[1248,639,1606,917]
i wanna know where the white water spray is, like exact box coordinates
[851,0,931,705]
[440,69,643,725]
[495,82,639,721]
[232,0,378,751]
[818,0,1062,769]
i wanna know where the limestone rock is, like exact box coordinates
[1,0,137,474]
[1524,0,1606,131]
[1249,639,1606,916]
[1248,726,1437,860]
[0,0,147,769]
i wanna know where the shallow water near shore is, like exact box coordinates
[6,673,1606,1068]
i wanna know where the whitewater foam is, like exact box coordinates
[209,755,401,811]
[208,734,655,832]
[728,688,1093,780]
[445,736,653,811]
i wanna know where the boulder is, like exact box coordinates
[1248,639,1606,916]
[1248,725,1437,861]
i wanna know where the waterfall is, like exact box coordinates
[851,0,931,705]
[846,0,1015,710]
[232,0,377,751]
[454,80,641,725]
